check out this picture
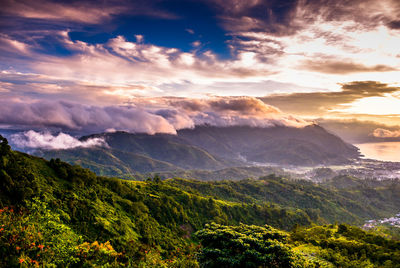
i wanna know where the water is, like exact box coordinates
[356,142,400,162]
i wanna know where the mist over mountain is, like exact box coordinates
[177,124,359,166]
[35,124,360,176]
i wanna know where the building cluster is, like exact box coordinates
[363,213,400,229]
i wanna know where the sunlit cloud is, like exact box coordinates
[372,128,400,138]
[0,97,310,135]
[2,1,400,101]
[1,33,281,99]
[262,81,400,117]
[1,0,400,134]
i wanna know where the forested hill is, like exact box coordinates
[1,135,400,267]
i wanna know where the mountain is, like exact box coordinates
[177,124,360,165]
[37,124,360,177]
[1,136,399,267]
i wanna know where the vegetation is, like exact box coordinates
[291,224,400,267]
[1,135,399,267]
[167,175,400,225]
[194,223,312,268]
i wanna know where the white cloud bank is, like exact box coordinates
[0,97,310,137]
[11,130,108,150]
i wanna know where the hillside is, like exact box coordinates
[1,135,400,267]
[39,147,179,176]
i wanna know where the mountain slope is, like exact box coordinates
[82,131,229,170]
[177,124,360,165]
[38,147,179,175]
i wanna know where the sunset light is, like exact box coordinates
[2,1,400,266]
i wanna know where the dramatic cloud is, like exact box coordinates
[372,128,400,138]
[1,0,400,138]
[0,100,178,134]
[135,96,310,128]
[261,81,400,116]
[301,60,397,75]
[0,33,281,100]
[209,0,300,34]
[0,97,309,136]
[210,0,400,91]
[11,130,107,150]
[211,0,400,36]
[2,0,400,101]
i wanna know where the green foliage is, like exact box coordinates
[0,135,11,158]
[195,223,314,268]
[0,138,399,267]
[291,224,400,268]
[0,199,127,267]
[167,176,400,226]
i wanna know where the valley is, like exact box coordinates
[17,125,399,183]
[1,132,400,267]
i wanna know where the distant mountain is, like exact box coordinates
[38,124,360,176]
[177,124,360,166]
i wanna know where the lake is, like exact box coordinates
[356,142,400,162]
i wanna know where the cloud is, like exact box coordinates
[11,130,107,150]
[140,96,310,128]
[387,20,400,29]
[261,81,400,116]
[209,0,300,35]
[1,0,399,130]
[372,128,400,138]
[0,97,309,136]
[210,0,400,35]
[1,0,177,24]
[301,60,397,74]
[205,0,400,91]
[0,33,280,99]
[1,0,123,24]
[2,1,400,102]
[0,100,178,134]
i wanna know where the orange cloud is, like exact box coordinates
[372,128,400,138]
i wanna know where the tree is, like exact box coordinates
[0,135,10,157]
[194,222,313,268]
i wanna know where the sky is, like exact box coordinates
[1,0,400,147]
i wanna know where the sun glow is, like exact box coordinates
[337,95,400,115]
